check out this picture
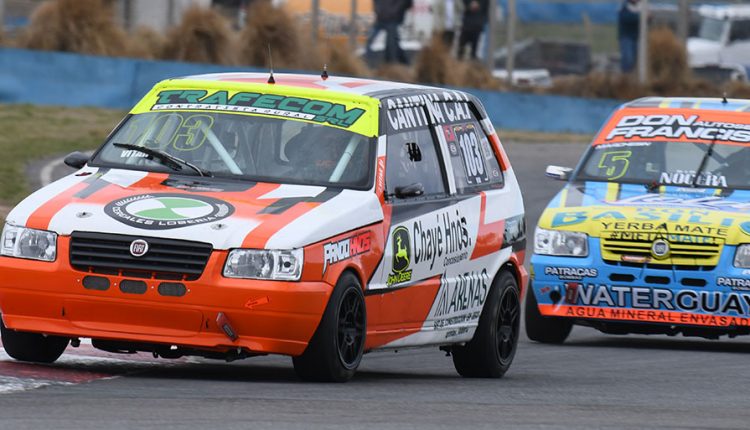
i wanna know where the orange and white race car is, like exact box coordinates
[0,73,526,381]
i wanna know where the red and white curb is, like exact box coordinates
[0,340,180,394]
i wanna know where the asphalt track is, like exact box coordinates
[4,142,750,430]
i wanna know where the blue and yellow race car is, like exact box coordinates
[527,97,750,342]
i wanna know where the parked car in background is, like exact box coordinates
[492,68,553,89]
[688,4,750,67]
[691,63,749,85]
[494,38,592,77]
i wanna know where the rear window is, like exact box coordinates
[441,120,504,193]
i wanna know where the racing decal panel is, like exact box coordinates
[359,94,524,349]
[131,80,381,138]
[538,181,750,248]
[366,183,524,348]
[384,248,513,348]
[532,256,750,329]
[16,168,382,250]
[594,108,750,145]
[372,196,483,292]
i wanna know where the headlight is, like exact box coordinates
[534,227,588,257]
[734,244,750,268]
[1,224,57,262]
[223,249,303,281]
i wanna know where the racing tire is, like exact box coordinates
[451,270,520,378]
[0,318,69,364]
[524,285,573,344]
[293,272,366,382]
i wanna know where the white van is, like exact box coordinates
[687,5,750,67]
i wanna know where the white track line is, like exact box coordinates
[0,344,174,395]
[39,155,69,187]
[39,151,94,187]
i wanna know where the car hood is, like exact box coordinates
[538,181,750,244]
[6,167,383,250]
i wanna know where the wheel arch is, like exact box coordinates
[339,265,366,291]
[499,260,525,299]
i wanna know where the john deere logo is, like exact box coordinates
[105,193,234,230]
[387,226,413,286]
[651,239,670,259]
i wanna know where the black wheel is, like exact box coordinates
[452,270,520,378]
[524,284,573,343]
[0,317,69,363]
[293,272,366,382]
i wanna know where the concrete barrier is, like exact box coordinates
[0,47,620,134]
[0,48,254,109]
[469,89,620,134]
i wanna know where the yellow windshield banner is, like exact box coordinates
[130,80,379,137]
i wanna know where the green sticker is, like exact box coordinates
[154,90,365,128]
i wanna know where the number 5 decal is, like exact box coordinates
[598,150,631,180]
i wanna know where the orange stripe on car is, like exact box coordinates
[25,182,92,230]
[365,275,442,349]
[242,201,320,249]
[471,192,505,260]
[489,134,510,171]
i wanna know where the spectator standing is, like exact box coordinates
[368,0,413,64]
[365,2,386,57]
[618,0,640,73]
[434,0,462,49]
[458,0,488,60]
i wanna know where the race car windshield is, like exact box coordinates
[92,112,376,189]
[574,141,750,189]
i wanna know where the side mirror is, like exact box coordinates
[64,152,90,169]
[545,165,573,181]
[395,183,424,199]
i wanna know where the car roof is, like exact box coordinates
[174,72,472,102]
[622,97,750,113]
[697,4,750,20]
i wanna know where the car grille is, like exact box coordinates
[70,232,213,281]
[600,232,723,267]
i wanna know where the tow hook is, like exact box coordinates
[216,312,238,342]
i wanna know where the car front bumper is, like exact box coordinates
[0,238,332,357]
[529,238,750,329]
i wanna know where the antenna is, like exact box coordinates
[321,37,331,81]
[267,44,275,85]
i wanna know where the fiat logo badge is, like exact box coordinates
[129,239,149,257]
[651,239,670,259]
